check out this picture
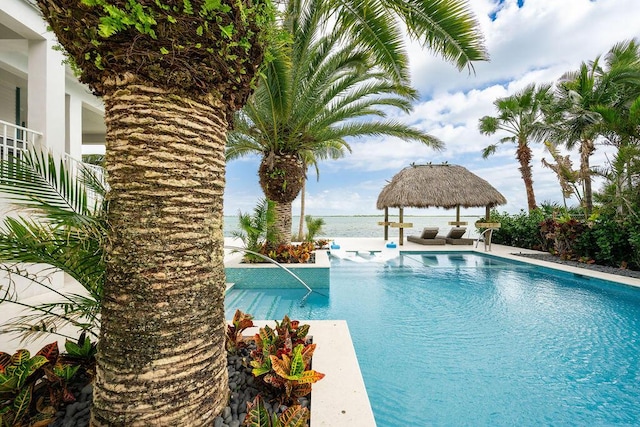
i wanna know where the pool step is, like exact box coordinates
[225,289,315,320]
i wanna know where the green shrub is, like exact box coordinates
[575,214,639,269]
[488,209,546,250]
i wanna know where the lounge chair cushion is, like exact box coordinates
[446,227,467,239]
[420,227,439,239]
[407,235,446,245]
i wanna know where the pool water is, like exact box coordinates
[224,253,640,426]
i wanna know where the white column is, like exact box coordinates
[26,38,67,291]
[65,94,83,160]
[27,38,66,152]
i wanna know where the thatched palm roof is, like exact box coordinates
[376,163,506,210]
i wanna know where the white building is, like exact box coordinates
[0,0,105,160]
[0,0,105,350]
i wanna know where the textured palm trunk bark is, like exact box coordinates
[580,139,594,217]
[92,77,229,426]
[516,143,537,212]
[297,179,306,241]
[274,201,293,245]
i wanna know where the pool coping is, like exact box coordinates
[248,320,376,427]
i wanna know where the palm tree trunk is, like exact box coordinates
[274,201,292,245]
[297,179,306,241]
[580,139,595,217]
[92,76,229,426]
[516,143,537,212]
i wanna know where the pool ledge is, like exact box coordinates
[249,320,376,427]
[225,249,331,289]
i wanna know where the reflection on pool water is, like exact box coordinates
[224,252,640,426]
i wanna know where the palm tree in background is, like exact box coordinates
[306,0,488,86]
[227,0,444,244]
[295,149,344,241]
[592,39,640,216]
[548,45,635,217]
[34,0,486,423]
[478,83,553,212]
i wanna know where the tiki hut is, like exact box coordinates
[376,163,507,243]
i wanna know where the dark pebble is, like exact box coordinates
[80,384,93,401]
[47,341,310,427]
[515,253,640,278]
[222,406,232,419]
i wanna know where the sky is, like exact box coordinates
[223,0,640,217]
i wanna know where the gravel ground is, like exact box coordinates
[48,347,309,427]
[514,253,640,279]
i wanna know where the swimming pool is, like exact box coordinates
[224,252,640,426]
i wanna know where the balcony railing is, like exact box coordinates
[0,119,42,160]
[0,119,107,204]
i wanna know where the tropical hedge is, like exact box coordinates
[488,207,640,271]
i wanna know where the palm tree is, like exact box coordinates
[227,0,443,244]
[293,0,488,86]
[296,148,343,241]
[478,83,553,212]
[548,41,638,218]
[593,39,640,216]
[34,2,273,424]
[34,0,485,423]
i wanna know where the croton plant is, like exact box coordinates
[226,310,325,427]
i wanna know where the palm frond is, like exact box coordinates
[0,146,106,341]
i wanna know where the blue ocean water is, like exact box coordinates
[223,215,483,239]
[225,253,640,426]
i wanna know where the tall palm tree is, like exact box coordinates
[548,41,638,218]
[34,2,273,424]
[228,0,443,244]
[34,0,485,424]
[296,148,344,241]
[594,39,640,216]
[478,83,553,212]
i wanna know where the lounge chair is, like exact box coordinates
[407,227,446,245]
[443,227,474,245]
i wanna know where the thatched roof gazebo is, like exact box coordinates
[376,163,507,244]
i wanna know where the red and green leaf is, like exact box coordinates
[290,383,312,399]
[296,369,325,384]
[300,343,315,366]
[0,351,11,373]
[36,342,59,363]
[278,405,310,427]
[9,349,31,367]
[244,395,272,427]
